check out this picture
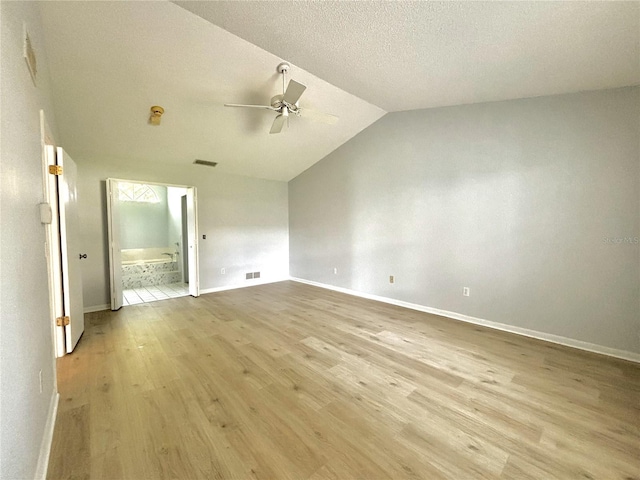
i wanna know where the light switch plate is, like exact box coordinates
[39,203,52,224]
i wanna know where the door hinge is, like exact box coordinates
[48,165,63,175]
[56,316,70,327]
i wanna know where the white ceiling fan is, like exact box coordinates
[225,62,338,134]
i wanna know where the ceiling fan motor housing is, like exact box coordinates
[271,94,283,109]
[271,94,300,115]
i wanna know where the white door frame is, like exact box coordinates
[186,187,199,297]
[40,111,66,358]
[106,179,123,310]
[106,178,199,309]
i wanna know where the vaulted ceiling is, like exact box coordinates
[39,1,639,182]
[177,1,640,112]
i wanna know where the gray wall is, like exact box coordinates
[77,161,289,308]
[289,87,640,354]
[119,184,169,249]
[0,2,59,478]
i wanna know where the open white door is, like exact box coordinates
[56,148,85,353]
[186,187,199,297]
[106,179,123,310]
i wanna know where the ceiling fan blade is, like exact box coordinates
[224,103,276,110]
[300,108,339,125]
[282,79,306,105]
[270,106,288,134]
[270,114,287,134]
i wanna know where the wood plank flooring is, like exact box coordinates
[47,281,640,479]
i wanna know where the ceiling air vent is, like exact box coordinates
[193,159,218,167]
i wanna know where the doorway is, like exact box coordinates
[106,179,199,309]
[41,111,85,357]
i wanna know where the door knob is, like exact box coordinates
[79,254,87,259]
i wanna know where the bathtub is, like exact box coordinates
[122,257,173,266]
[121,248,181,288]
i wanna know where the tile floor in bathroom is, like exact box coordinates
[122,282,190,305]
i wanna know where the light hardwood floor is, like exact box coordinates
[48,281,640,479]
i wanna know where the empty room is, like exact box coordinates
[1,1,639,479]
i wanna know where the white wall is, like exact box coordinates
[0,2,60,478]
[289,87,640,355]
[77,160,289,308]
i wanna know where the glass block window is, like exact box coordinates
[118,182,160,203]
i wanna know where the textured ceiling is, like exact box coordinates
[38,2,385,182]
[176,1,640,112]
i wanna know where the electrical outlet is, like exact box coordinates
[39,370,43,393]
[221,268,225,275]
[389,275,395,284]
[333,268,338,274]
[463,287,470,297]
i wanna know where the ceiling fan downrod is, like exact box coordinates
[277,62,290,96]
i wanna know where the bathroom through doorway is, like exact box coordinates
[106,179,199,309]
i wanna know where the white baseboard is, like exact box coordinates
[84,304,109,313]
[35,390,59,480]
[290,277,640,364]
[200,277,289,295]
